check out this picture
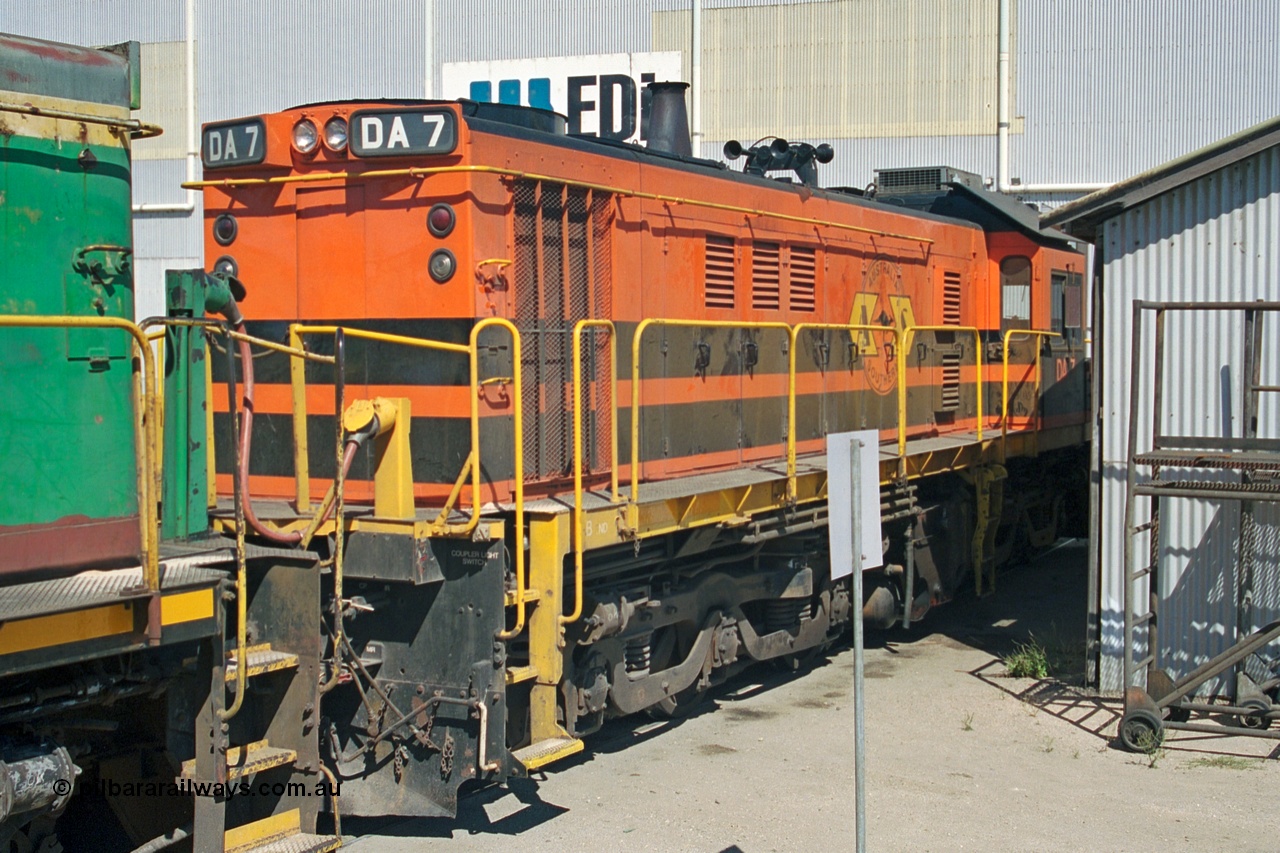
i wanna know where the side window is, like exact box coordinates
[1050,268,1084,347]
[1051,270,1067,335]
[1000,256,1032,333]
[1066,272,1084,346]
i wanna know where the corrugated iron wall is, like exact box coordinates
[1097,146,1280,694]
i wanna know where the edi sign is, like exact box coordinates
[441,52,683,143]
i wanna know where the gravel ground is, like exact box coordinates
[341,540,1280,852]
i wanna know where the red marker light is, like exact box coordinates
[427,203,455,237]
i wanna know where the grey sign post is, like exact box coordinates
[850,437,867,853]
[827,430,874,852]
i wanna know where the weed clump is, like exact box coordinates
[1186,755,1260,771]
[1004,637,1050,679]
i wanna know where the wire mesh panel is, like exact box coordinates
[512,180,614,481]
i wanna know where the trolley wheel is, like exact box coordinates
[1239,698,1273,730]
[1118,708,1164,752]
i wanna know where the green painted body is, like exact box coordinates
[0,56,141,572]
[162,270,239,541]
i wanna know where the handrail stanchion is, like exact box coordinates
[788,322,900,497]
[900,324,985,449]
[292,324,479,535]
[468,319,527,640]
[630,318,791,514]
[289,325,312,511]
[566,319,618,626]
[1000,329,1062,462]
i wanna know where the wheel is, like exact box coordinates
[1239,698,1273,730]
[1118,708,1164,752]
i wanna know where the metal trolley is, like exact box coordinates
[1119,300,1280,750]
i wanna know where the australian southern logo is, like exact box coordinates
[849,260,914,396]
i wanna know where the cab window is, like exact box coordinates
[1000,256,1032,333]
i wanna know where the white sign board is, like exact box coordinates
[441,51,683,143]
[826,430,884,580]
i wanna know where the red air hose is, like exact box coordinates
[233,324,358,545]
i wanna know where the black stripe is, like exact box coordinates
[211,318,484,387]
[215,411,515,485]
[216,382,1085,485]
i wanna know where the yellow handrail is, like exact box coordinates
[290,323,480,530]
[186,164,935,246]
[0,316,160,622]
[472,318,528,639]
[787,323,901,496]
[566,319,619,626]
[630,318,792,511]
[1001,329,1061,458]
[899,325,984,445]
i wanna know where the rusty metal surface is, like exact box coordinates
[0,515,141,577]
[0,32,131,106]
[0,563,223,623]
[1135,450,1280,472]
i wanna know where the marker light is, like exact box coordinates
[324,116,348,151]
[213,255,239,277]
[213,214,238,246]
[427,203,455,237]
[292,119,318,154]
[428,249,456,283]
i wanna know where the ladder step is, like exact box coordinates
[1132,612,1154,627]
[226,809,339,853]
[233,834,341,853]
[1134,654,1155,669]
[512,736,583,771]
[1132,521,1155,533]
[226,643,300,682]
[181,739,297,781]
[505,665,538,685]
[1128,566,1153,581]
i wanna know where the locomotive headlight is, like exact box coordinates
[323,116,348,152]
[428,249,456,283]
[292,119,318,154]
[427,203,455,237]
[213,213,238,246]
[213,255,239,277]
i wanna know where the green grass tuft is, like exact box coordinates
[1004,637,1050,679]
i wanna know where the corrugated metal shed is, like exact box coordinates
[1047,118,1280,694]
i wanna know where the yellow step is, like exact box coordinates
[512,736,583,771]
[225,808,341,853]
[504,665,538,685]
[226,643,300,682]
[181,739,297,782]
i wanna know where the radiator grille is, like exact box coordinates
[943,270,962,325]
[790,246,817,312]
[513,180,614,480]
[704,235,736,309]
[751,242,781,310]
[940,351,961,410]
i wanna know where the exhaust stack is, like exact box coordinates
[645,81,692,157]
